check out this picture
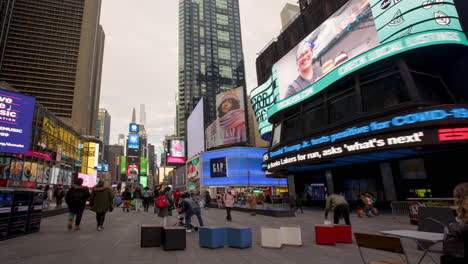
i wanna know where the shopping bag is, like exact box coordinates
[131,200,137,206]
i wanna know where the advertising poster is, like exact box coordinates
[129,123,140,133]
[22,162,33,182]
[128,134,140,149]
[167,140,186,164]
[78,173,96,188]
[206,87,247,149]
[139,176,148,188]
[120,156,126,174]
[0,159,10,180]
[187,157,201,190]
[10,161,23,181]
[127,164,139,177]
[0,89,36,154]
[30,162,38,181]
[140,157,148,175]
[51,166,60,184]
[37,164,43,183]
[210,157,227,178]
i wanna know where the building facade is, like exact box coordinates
[97,108,111,145]
[177,0,247,139]
[0,0,105,136]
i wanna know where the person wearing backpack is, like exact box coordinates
[142,187,153,212]
[65,178,90,231]
[156,187,173,227]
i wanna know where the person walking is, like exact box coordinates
[441,183,468,264]
[296,192,304,214]
[54,185,65,207]
[65,178,89,231]
[134,187,143,212]
[122,188,132,212]
[216,192,223,208]
[43,185,50,209]
[90,181,114,231]
[156,187,173,227]
[325,191,351,225]
[248,191,257,216]
[142,187,152,212]
[181,193,204,232]
[204,191,211,209]
[173,188,181,208]
[223,190,234,221]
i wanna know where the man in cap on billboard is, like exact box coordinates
[285,40,323,98]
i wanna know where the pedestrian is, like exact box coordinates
[65,178,90,231]
[89,180,113,231]
[248,191,257,216]
[142,187,152,212]
[216,192,223,208]
[173,188,181,208]
[223,190,234,221]
[204,191,211,209]
[180,193,204,232]
[43,185,50,209]
[325,191,351,225]
[296,192,304,213]
[54,185,65,207]
[121,188,132,212]
[134,187,143,212]
[156,187,173,227]
[440,183,468,264]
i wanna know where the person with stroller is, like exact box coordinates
[180,193,204,232]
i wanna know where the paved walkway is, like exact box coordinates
[0,207,440,264]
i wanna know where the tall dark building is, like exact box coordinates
[177,0,246,139]
[0,0,105,136]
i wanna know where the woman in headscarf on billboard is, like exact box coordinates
[217,90,246,145]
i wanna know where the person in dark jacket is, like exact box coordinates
[441,183,468,264]
[204,191,211,209]
[65,178,89,231]
[134,187,143,212]
[180,193,204,232]
[90,181,114,231]
[157,187,173,227]
[121,188,132,212]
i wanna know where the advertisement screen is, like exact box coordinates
[167,140,186,164]
[129,123,140,133]
[127,164,139,177]
[264,0,466,117]
[206,87,247,149]
[210,157,227,178]
[128,134,140,149]
[139,176,148,188]
[78,173,96,188]
[0,89,36,154]
[120,156,126,174]
[140,157,148,175]
[187,98,205,159]
[187,157,200,189]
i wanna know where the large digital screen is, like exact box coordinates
[167,140,186,164]
[78,173,96,188]
[210,157,227,178]
[0,89,36,154]
[129,123,140,133]
[206,87,247,149]
[257,0,467,120]
[128,134,140,149]
[127,164,139,177]
[187,98,205,159]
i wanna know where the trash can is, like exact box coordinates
[0,187,14,241]
[27,189,44,233]
[8,189,31,238]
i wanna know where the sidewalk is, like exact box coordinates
[0,207,440,264]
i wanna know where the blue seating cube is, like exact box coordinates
[226,227,252,248]
[199,227,226,249]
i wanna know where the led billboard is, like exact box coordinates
[167,140,185,164]
[253,0,468,124]
[129,123,140,133]
[78,173,96,188]
[0,89,36,154]
[187,98,205,159]
[206,87,247,149]
[128,134,140,149]
[140,157,148,175]
[127,164,139,177]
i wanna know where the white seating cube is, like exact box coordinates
[281,225,302,246]
[260,226,282,248]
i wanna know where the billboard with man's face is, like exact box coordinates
[206,87,247,149]
[266,0,466,115]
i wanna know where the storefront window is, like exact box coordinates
[282,115,301,141]
[362,74,410,113]
[302,104,325,133]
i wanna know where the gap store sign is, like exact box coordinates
[201,148,287,186]
[0,89,36,154]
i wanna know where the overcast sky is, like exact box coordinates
[99,0,297,154]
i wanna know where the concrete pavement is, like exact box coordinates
[0,207,440,264]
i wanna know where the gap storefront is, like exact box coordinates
[252,0,468,205]
[201,147,287,196]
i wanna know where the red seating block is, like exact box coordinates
[333,225,352,243]
[314,225,336,245]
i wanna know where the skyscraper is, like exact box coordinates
[140,104,146,126]
[280,3,300,30]
[0,0,105,136]
[177,0,246,139]
[97,108,111,145]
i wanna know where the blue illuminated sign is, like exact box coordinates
[97,164,102,171]
[128,134,140,149]
[129,123,140,133]
[270,107,468,158]
[103,164,109,172]
[0,89,36,154]
[210,157,227,178]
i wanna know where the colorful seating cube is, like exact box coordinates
[199,227,226,249]
[261,227,282,248]
[334,225,353,243]
[315,225,336,245]
[226,227,252,248]
[281,225,302,246]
